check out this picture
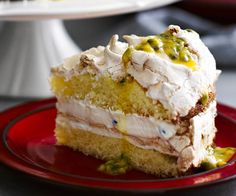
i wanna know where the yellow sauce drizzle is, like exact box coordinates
[98,154,131,175]
[136,33,197,70]
[122,29,198,71]
[214,147,236,166]
[122,47,133,67]
[201,147,236,170]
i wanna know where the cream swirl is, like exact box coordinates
[61,34,128,80]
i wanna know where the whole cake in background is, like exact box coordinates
[50,25,224,177]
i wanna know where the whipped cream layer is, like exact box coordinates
[56,98,217,171]
[56,25,220,117]
[56,99,177,140]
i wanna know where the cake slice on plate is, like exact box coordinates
[50,25,220,177]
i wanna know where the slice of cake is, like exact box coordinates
[50,25,221,177]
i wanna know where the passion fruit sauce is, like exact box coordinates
[201,147,236,170]
[122,29,197,70]
[98,154,131,175]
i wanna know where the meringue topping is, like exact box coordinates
[58,25,220,117]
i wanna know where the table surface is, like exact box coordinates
[0,70,235,195]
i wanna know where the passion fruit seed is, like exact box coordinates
[200,93,209,106]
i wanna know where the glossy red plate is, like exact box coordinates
[0,98,236,191]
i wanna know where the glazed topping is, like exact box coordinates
[98,154,131,175]
[201,147,236,170]
[135,32,197,70]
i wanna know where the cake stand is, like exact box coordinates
[0,0,179,97]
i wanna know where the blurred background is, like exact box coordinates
[0,0,236,110]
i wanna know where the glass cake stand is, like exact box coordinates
[0,0,179,97]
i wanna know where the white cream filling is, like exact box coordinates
[56,115,122,139]
[57,25,220,117]
[56,115,178,157]
[56,99,177,140]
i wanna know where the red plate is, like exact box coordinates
[0,98,236,191]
